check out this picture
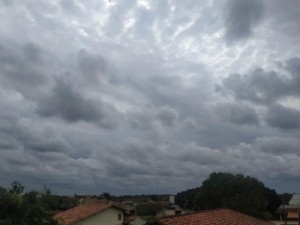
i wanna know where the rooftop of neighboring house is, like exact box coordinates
[287,211,300,219]
[54,203,124,225]
[289,193,300,205]
[277,193,300,213]
[149,208,274,225]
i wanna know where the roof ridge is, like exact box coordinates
[221,209,273,223]
[54,202,124,225]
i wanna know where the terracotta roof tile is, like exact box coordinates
[54,203,123,225]
[288,211,299,219]
[156,209,274,225]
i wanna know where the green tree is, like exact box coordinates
[278,193,292,205]
[39,186,60,210]
[193,172,270,219]
[9,181,24,194]
[0,182,58,225]
[136,202,163,216]
[175,187,201,210]
[264,188,281,214]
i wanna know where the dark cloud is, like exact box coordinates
[285,57,300,84]
[220,58,300,104]
[0,137,17,150]
[0,43,50,102]
[224,0,264,42]
[155,106,179,127]
[0,44,47,87]
[179,144,222,165]
[265,0,300,37]
[24,137,73,153]
[0,119,73,154]
[220,58,300,131]
[1,0,300,195]
[215,102,259,125]
[1,0,13,6]
[129,112,153,130]
[98,142,173,178]
[22,43,43,63]
[77,49,106,83]
[36,78,104,123]
[256,136,300,154]
[264,104,300,130]
[221,69,287,103]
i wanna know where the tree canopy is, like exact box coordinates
[136,202,163,216]
[176,172,282,219]
[0,181,59,225]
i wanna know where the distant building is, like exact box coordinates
[169,195,175,205]
[289,194,300,205]
[277,193,300,222]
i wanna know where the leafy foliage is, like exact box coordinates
[136,202,163,216]
[100,192,112,201]
[175,187,200,210]
[0,181,58,225]
[264,188,282,214]
[278,193,292,205]
[39,186,60,210]
[176,172,282,219]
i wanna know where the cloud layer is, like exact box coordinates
[1,0,300,194]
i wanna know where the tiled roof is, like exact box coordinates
[154,209,274,225]
[54,203,123,225]
[288,211,299,219]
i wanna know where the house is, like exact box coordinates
[290,194,300,205]
[119,202,136,215]
[276,193,300,222]
[148,208,274,225]
[54,203,125,225]
[157,204,185,217]
[123,214,146,225]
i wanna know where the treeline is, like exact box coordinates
[1,173,292,224]
[0,181,59,225]
[175,172,290,219]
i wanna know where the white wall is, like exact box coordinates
[169,196,175,204]
[73,208,123,225]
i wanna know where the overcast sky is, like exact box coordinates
[1,0,300,195]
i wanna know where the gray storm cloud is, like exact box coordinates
[214,102,259,125]
[220,58,300,103]
[0,0,300,194]
[37,78,103,122]
[224,0,264,43]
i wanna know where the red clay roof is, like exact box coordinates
[54,203,123,225]
[288,211,299,219]
[155,209,274,225]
